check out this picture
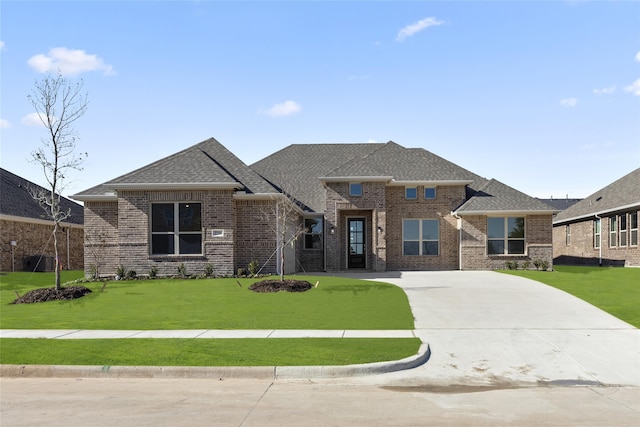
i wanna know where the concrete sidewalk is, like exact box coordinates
[0,329,416,339]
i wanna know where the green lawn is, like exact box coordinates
[502,265,640,327]
[0,272,414,330]
[0,271,418,366]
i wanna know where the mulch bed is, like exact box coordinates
[12,286,93,304]
[248,279,313,293]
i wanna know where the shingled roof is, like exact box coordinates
[553,167,640,224]
[0,168,84,225]
[252,141,554,214]
[74,138,277,200]
[454,179,558,215]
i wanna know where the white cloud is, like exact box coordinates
[560,98,578,108]
[0,41,5,51]
[396,17,445,42]
[593,86,616,95]
[635,51,640,62]
[263,100,301,117]
[21,112,49,127]
[27,47,115,76]
[624,78,640,96]
[0,118,11,128]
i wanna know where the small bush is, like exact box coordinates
[204,263,214,277]
[126,270,137,280]
[533,259,542,270]
[148,266,158,279]
[116,265,128,280]
[248,260,259,276]
[237,268,246,277]
[88,264,99,280]
[540,260,549,271]
[177,263,187,277]
[522,260,531,270]
[505,261,519,270]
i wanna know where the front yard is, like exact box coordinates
[0,272,419,366]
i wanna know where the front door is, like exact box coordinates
[348,218,366,269]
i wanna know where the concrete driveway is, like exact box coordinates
[334,270,640,388]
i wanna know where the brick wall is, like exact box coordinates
[461,214,554,270]
[235,198,278,274]
[84,201,119,278]
[1,217,83,272]
[553,210,640,267]
[386,185,465,271]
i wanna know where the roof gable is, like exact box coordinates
[0,168,84,224]
[74,138,277,199]
[553,167,640,224]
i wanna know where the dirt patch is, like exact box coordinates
[248,279,313,293]
[12,286,93,304]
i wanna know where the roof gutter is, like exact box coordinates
[553,202,640,225]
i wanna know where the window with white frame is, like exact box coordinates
[609,216,617,247]
[565,224,571,245]
[487,217,525,255]
[151,202,202,255]
[304,217,323,250]
[405,187,417,200]
[619,214,628,247]
[349,183,362,197]
[594,218,601,249]
[403,219,439,256]
[424,187,436,199]
[631,212,638,246]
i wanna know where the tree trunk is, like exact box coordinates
[53,222,61,291]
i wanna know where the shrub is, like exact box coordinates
[533,259,542,270]
[237,268,246,277]
[126,270,137,280]
[505,261,519,270]
[116,265,128,280]
[248,260,259,276]
[204,263,214,277]
[540,260,549,271]
[522,260,531,270]
[177,263,187,277]
[88,264,99,280]
[148,265,158,279]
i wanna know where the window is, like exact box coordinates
[619,214,627,247]
[403,219,439,256]
[565,224,571,245]
[349,183,362,197]
[594,218,601,249]
[487,217,525,255]
[151,202,202,255]
[424,187,436,199]
[609,216,617,247]
[304,217,323,250]
[405,187,417,199]
[631,212,638,246]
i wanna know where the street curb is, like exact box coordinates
[0,343,430,380]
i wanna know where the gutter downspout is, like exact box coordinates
[452,212,462,270]
[595,214,602,266]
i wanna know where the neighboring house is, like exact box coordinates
[552,168,640,267]
[0,168,84,272]
[73,138,557,278]
[538,197,582,212]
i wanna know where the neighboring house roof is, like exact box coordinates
[553,167,640,225]
[73,138,278,201]
[538,198,582,212]
[453,179,558,215]
[0,168,84,225]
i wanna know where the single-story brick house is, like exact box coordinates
[0,168,84,272]
[552,167,640,267]
[72,138,557,277]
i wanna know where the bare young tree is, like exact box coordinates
[29,72,88,290]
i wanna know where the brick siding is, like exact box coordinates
[1,217,83,272]
[553,209,640,267]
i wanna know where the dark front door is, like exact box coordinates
[348,218,366,269]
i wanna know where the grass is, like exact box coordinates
[0,272,414,330]
[0,271,418,366]
[502,265,640,327]
[0,338,421,366]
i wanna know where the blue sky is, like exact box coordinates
[1,1,639,201]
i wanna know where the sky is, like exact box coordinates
[1,1,639,202]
